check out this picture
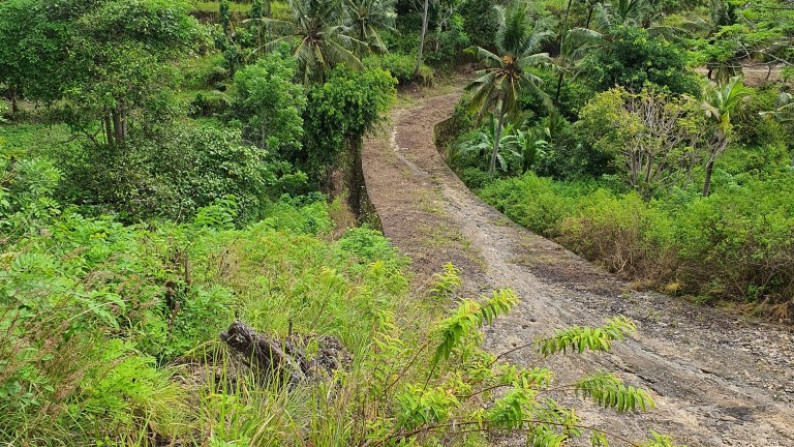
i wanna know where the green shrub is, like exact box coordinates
[363,53,434,85]
[57,123,307,224]
[478,172,794,313]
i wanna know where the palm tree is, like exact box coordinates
[700,76,751,197]
[466,1,554,177]
[345,0,396,54]
[554,26,603,102]
[594,0,683,38]
[260,0,363,84]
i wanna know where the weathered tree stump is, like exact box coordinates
[220,321,351,387]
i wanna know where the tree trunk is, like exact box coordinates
[554,72,565,104]
[586,6,594,29]
[414,0,430,76]
[489,101,506,178]
[702,159,714,197]
[348,137,365,219]
[120,106,127,140]
[9,86,18,115]
[112,109,123,144]
[561,0,574,47]
[105,115,114,145]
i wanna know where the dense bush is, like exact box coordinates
[301,66,396,180]
[363,53,434,85]
[586,26,701,96]
[479,172,794,315]
[0,166,410,443]
[57,124,307,223]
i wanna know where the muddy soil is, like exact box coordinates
[362,87,794,446]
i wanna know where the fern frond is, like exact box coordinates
[429,263,462,300]
[642,431,685,447]
[432,289,518,366]
[485,386,535,430]
[479,289,519,325]
[575,372,655,413]
[527,425,567,447]
[537,316,636,357]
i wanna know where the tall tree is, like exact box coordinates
[700,76,751,197]
[0,0,196,143]
[346,0,397,54]
[262,0,363,84]
[466,1,554,177]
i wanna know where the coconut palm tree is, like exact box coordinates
[259,0,363,84]
[553,26,603,102]
[700,76,751,196]
[594,0,683,38]
[345,0,396,54]
[466,1,554,177]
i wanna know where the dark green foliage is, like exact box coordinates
[587,25,700,96]
[0,0,198,141]
[459,0,504,47]
[57,124,307,223]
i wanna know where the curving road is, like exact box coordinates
[362,88,794,446]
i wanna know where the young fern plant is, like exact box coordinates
[428,262,462,300]
[361,264,682,447]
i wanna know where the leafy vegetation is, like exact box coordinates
[444,0,794,320]
[3,0,789,444]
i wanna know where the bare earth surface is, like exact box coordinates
[362,87,794,446]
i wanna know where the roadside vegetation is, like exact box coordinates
[444,0,794,322]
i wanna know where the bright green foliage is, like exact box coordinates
[433,289,518,366]
[346,0,397,54]
[54,124,305,223]
[479,172,794,313]
[263,0,364,84]
[465,0,555,176]
[538,316,637,356]
[0,168,410,443]
[0,0,198,142]
[576,372,655,412]
[360,272,674,446]
[429,262,463,300]
[301,67,395,178]
[576,86,705,197]
[233,48,306,152]
[363,53,435,85]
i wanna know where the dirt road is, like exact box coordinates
[362,88,794,446]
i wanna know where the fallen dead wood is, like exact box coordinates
[220,321,351,387]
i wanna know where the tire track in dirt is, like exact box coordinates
[362,89,794,446]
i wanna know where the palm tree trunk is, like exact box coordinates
[112,108,123,144]
[585,6,595,29]
[703,138,728,197]
[554,72,565,104]
[489,100,506,178]
[415,0,430,76]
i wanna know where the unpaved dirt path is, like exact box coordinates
[362,88,794,446]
